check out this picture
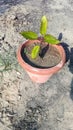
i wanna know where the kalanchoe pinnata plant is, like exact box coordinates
[20,16,60,59]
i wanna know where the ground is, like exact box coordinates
[0,0,73,130]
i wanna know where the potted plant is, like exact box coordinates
[17,16,66,83]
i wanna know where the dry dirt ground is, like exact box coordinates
[0,0,73,130]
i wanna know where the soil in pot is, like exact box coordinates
[21,42,62,69]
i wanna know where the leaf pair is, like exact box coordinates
[40,16,59,44]
[20,16,59,45]
[20,16,47,40]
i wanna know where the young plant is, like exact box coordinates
[20,16,60,59]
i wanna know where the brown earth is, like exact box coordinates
[22,42,61,68]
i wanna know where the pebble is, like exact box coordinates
[0,33,5,40]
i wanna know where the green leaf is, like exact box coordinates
[20,31,38,40]
[44,34,60,44]
[31,45,40,59]
[40,16,48,35]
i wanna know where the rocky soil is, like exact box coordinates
[0,0,73,130]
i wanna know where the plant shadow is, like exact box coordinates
[59,34,73,101]
[68,48,73,101]
[58,33,73,101]
[68,48,73,74]
[58,33,70,62]
[60,42,70,62]
[70,79,73,100]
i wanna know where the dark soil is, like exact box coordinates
[21,42,61,68]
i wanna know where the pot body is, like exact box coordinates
[17,40,66,83]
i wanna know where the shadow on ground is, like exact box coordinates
[63,46,73,101]
[70,79,73,100]
[68,48,73,74]
[68,48,73,101]
[60,42,70,62]
[58,33,73,101]
[0,0,29,14]
[12,104,42,130]
[58,33,70,62]
[0,0,21,5]
[13,118,38,130]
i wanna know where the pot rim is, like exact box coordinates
[17,40,66,75]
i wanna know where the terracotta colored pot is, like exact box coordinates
[17,40,66,83]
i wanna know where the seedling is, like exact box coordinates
[20,16,60,59]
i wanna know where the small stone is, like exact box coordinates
[14,16,18,20]
[17,71,21,75]
[0,33,5,40]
